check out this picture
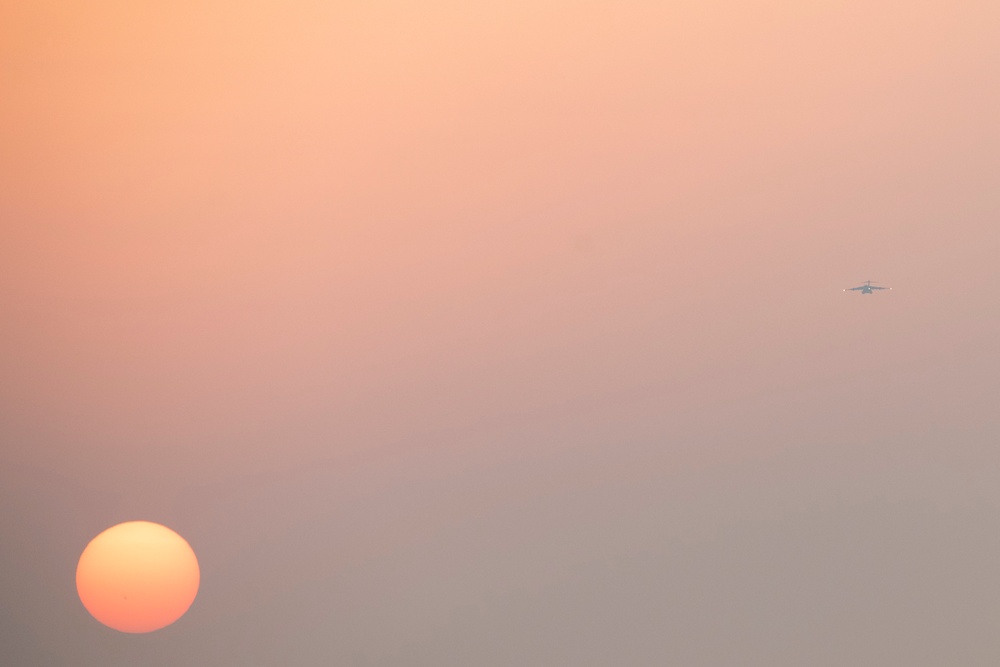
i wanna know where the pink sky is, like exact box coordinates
[2,2,1000,664]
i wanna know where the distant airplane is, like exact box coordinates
[844,280,891,294]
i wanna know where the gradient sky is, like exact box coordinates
[3,1,1000,664]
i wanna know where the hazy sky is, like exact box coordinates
[3,1,1000,664]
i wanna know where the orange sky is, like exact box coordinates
[2,2,1000,664]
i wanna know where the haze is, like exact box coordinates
[2,1,999,664]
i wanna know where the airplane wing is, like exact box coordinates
[844,285,865,291]
[869,285,890,290]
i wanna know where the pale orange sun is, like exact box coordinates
[76,521,200,633]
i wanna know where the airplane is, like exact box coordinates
[844,280,891,294]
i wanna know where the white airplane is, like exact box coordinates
[844,280,891,294]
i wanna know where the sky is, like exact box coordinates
[2,1,1000,664]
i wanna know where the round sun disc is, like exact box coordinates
[76,521,199,633]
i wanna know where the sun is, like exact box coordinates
[76,521,200,633]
